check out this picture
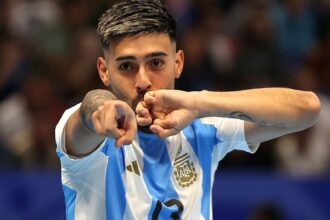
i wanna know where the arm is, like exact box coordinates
[196,88,321,147]
[136,88,320,145]
[65,89,137,157]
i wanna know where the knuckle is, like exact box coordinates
[104,127,114,135]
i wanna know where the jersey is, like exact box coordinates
[55,104,258,220]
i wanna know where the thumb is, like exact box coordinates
[144,91,157,105]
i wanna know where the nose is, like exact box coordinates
[135,67,152,93]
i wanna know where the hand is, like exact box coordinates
[92,100,137,147]
[136,90,199,138]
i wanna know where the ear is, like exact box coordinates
[97,57,110,86]
[175,50,184,79]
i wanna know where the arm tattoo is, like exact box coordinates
[228,111,256,122]
[227,111,285,127]
[79,89,117,131]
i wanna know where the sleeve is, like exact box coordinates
[55,103,107,172]
[200,117,259,162]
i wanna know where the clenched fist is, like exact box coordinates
[136,90,199,138]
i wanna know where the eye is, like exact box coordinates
[119,62,133,71]
[150,59,164,69]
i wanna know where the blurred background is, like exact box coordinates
[0,0,329,219]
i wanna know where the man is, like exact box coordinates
[55,0,320,219]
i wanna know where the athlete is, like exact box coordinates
[55,0,321,219]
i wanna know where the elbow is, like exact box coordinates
[302,91,321,128]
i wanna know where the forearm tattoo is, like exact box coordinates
[227,111,285,127]
[228,111,255,122]
[79,89,117,131]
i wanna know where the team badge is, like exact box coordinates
[173,151,197,188]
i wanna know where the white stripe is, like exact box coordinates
[168,133,205,220]
[123,138,153,220]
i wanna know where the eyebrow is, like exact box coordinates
[115,51,168,61]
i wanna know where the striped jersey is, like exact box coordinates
[55,104,257,220]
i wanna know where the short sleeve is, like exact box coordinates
[200,117,259,162]
[55,103,81,157]
[55,103,107,172]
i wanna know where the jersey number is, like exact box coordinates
[152,199,184,220]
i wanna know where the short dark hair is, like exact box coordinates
[97,0,176,49]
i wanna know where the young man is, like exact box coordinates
[55,0,320,219]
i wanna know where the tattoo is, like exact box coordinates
[228,111,255,122]
[228,111,285,127]
[79,89,117,131]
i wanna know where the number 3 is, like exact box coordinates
[152,199,184,220]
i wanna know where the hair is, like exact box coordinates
[96,0,176,49]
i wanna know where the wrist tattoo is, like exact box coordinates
[79,89,117,131]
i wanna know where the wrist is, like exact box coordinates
[193,90,209,118]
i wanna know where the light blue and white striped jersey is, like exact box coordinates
[55,104,258,220]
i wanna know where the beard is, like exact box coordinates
[109,87,146,109]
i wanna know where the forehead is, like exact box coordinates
[107,33,176,58]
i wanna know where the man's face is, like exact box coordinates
[97,33,184,109]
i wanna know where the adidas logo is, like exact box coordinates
[126,160,140,176]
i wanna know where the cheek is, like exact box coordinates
[108,75,135,96]
[151,73,176,89]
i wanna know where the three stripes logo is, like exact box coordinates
[126,160,140,176]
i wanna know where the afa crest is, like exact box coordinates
[173,152,197,188]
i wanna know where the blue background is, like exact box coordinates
[1,170,329,220]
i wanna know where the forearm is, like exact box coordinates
[196,88,321,129]
[66,89,118,156]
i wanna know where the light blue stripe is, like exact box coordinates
[103,140,126,220]
[56,151,64,158]
[62,184,77,220]
[182,119,220,220]
[137,131,182,219]
[101,138,116,156]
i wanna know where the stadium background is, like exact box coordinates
[0,0,329,219]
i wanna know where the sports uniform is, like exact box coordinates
[55,104,258,220]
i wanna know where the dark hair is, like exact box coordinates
[97,0,176,49]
